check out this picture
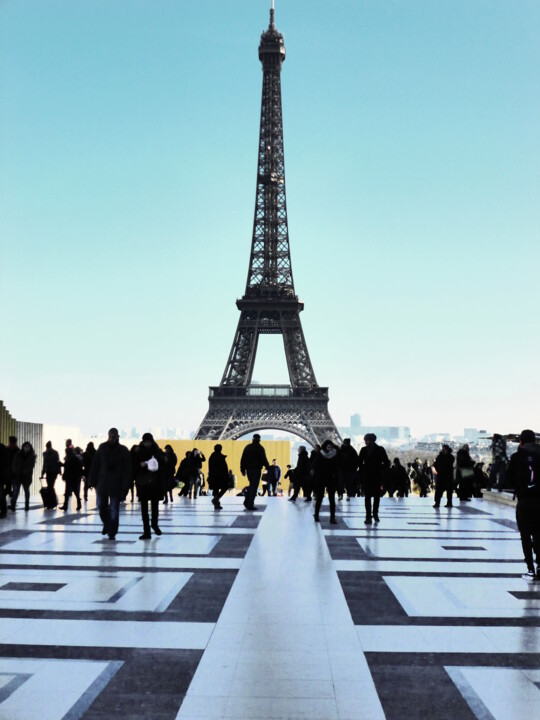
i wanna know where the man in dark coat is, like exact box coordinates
[89,428,131,540]
[208,444,229,510]
[41,441,61,490]
[433,444,455,508]
[506,429,540,579]
[358,433,389,524]
[240,433,270,510]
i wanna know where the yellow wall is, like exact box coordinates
[156,439,291,489]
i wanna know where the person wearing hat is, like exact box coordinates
[240,433,270,510]
[358,433,390,524]
[507,429,540,579]
[208,444,229,510]
[133,432,165,540]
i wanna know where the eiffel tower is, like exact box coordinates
[195,3,341,447]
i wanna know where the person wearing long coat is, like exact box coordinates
[11,442,37,512]
[133,433,165,539]
[162,445,178,504]
[208,444,229,510]
[61,446,83,511]
[41,442,61,490]
[433,444,455,508]
[288,446,310,502]
[456,444,475,501]
[89,428,132,539]
[313,439,339,524]
[358,433,390,524]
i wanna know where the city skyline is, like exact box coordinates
[1,0,539,439]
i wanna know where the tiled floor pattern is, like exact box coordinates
[0,494,538,718]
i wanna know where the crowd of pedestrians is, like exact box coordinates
[1,428,539,579]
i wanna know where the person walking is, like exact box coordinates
[433,444,455,508]
[133,433,165,539]
[11,441,37,512]
[313,439,339,524]
[82,442,96,502]
[41,441,61,490]
[162,444,178,504]
[506,429,540,579]
[240,433,270,511]
[60,445,83,511]
[358,433,389,524]
[208,444,229,510]
[289,446,310,503]
[89,428,132,540]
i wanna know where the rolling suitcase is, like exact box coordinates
[40,482,58,509]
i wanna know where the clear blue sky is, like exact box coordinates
[1,0,539,438]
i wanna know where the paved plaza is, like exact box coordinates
[0,493,538,719]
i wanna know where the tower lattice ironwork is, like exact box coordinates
[195,5,341,447]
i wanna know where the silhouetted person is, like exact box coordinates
[289,446,310,502]
[133,433,165,539]
[83,442,96,501]
[89,428,131,540]
[162,444,178,504]
[358,433,389,524]
[313,439,339,524]
[41,441,61,490]
[456,444,474,500]
[339,438,359,500]
[391,458,409,497]
[208,444,229,510]
[61,446,83,511]
[11,441,37,512]
[506,429,540,579]
[433,444,455,508]
[240,433,270,510]
[176,451,192,496]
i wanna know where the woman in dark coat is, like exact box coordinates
[133,433,165,539]
[313,439,339,524]
[208,444,229,510]
[61,446,83,511]
[11,441,37,512]
[162,445,178,504]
